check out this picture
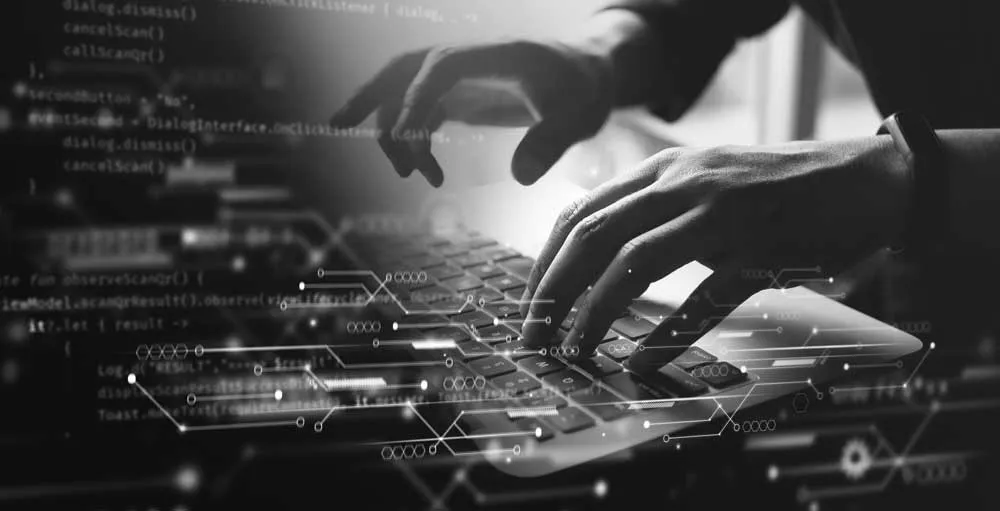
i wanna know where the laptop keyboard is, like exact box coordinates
[353,229,752,442]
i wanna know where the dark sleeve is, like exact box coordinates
[602,0,792,121]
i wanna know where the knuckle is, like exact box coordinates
[617,239,648,270]
[554,198,588,233]
[568,213,607,245]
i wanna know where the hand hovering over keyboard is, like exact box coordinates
[329,39,613,187]
[518,136,913,363]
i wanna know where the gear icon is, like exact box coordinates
[840,438,873,481]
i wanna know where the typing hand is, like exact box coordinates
[330,40,612,187]
[518,137,912,365]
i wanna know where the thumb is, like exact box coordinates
[511,114,600,185]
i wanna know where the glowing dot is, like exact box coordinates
[902,382,908,389]
[740,366,747,373]
[893,457,904,467]
[594,479,608,498]
[843,363,850,371]
[304,364,311,371]
[12,82,27,97]
[420,380,428,391]
[54,188,73,207]
[178,425,188,433]
[309,318,317,328]
[127,373,136,384]
[807,378,812,384]
[506,457,511,464]
[274,390,283,401]
[762,313,768,319]
[454,470,466,482]
[175,466,199,492]
[309,249,324,265]
[535,427,542,438]
[828,277,834,283]
[392,322,398,331]
[930,342,936,349]
[671,330,677,337]
[643,420,650,429]
[493,318,499,326]
[231,255,246,272]
[812,327,818,334]
[299,281,305,291]
[627,269,632,274]
[767,465,779,481]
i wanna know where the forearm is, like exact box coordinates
[938,129,1000,253]
[565,9,672,109]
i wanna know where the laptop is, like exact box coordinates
[333,176,923,477]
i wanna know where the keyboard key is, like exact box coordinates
[482,246,519,262]
[452,252,491,268]
[441,275,484,293]
[467,263,505,280]
[451,310,495,329]
[457,341,494,360]
[405,254,446,269]
[513,418,555,441]
[519,389,568,409]
[495,338,539,359]
[670,347,718,370]
[409,285,457,305]
[597,338,637,361]
[397,314,449,327]
[492,371,541,396]
[657,363,710,396]
[427,264,464,281]
[483,301,520,319]
[503,286,526,302]
[468,356,517,378]
[690,361,748,388]
[573,355,624,378]
[519,355,566,377]
[546,407,595,433]
[438,244,471,257]
[475,324,519,344]
[466,237,498,249]
[466,286,505,305]
[542,370,592,394]
[498,257,534,280]
[571,388,630,421]
[485,274,525,292]
[602,371,668,401]
[611,315,657,340]
[423,327,471,344]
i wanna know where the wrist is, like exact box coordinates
[869,134,915,248]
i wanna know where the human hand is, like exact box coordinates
[329,40,613,187]
[517,137,912,368]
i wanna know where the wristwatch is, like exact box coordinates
[877,111,949,261]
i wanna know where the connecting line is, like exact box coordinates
[132,380,183,431]
[725,343,897,353]
[652,381,809,442]
[405,402,456,456]
[830,343,935,393]
[183,421,299,432]
[304,367,328,391]
[196,392,275,402]
[317,405,338,427]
